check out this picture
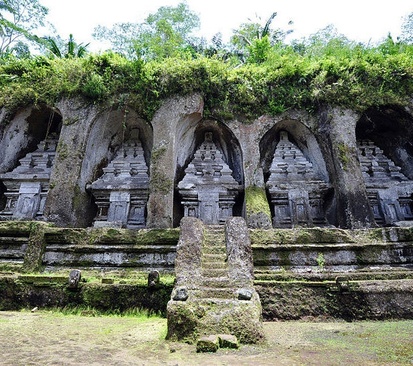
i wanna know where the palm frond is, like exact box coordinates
[262,12,277,38]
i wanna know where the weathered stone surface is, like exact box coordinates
[237,288,253,300]
[147,94,204,228]
[196,335,219,353]
[0,134,58,220]
[226,217,254,286]
[357,139,413,226]
[0,97,410,230]
[317,107,376,229]
[147,270,160,288]
[173,217,204,289]
[88,129,149,229]
[167,217,264,344]
[68,269,81,289]
[178,132,241,225]
[266,131,330,228]
[172,286,188,301]
[218,334,239,349]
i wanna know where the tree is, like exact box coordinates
[43,34,89,58]
[399,12,413,44]
[231,12,293,63]
[0,0,49,56]
[93,2,200,60]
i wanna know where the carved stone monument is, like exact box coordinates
[167,217,264,344]
[358,140,413,225]
[178,132,241,225]
[266,131,330,228]
[0,134,58,220]
[88,131,149,228]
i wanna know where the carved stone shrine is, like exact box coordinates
[266,131,330,228]
[0,134,58,220]
[358,140,413,225]
[88,131,149,228]
[178,132,242,225]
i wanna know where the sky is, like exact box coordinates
[40,0,413,52]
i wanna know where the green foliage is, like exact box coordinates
[42,34,90,59]
[1,35,413,120]
[316,253,325,270]
[93,2,200,61]
[0,0,49,56]
[53,305,163,318]
[230,12,292,63]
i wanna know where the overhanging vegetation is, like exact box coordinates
[1,37,413,121]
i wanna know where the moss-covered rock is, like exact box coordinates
[245,186,272,229]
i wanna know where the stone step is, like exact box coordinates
[194,287,235,299]
[201,261,228,270]
[202,246,226,255]
[201,268,229,277]
[195,298,241,306]
[254,269,413,282]
[201,277,232,288]
[202,253,226,261]
[203,238,225,244]
[0,236,28,243]
[204,230,225,235]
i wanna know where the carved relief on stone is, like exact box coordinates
[178,132,242,225]
[358,140,413,225]
[0,134,58,220]
[88,130,149,228]
[266,131,330,228]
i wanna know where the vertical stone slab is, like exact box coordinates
[225,216,254,287]
[14,182,41,219]
[147,94,204,228]
[318,107,376,228]
[237,120,272,228]
[173,217,204,289]
[44,100,100,227]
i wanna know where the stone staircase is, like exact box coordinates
[196,225,234,301]
[0,223,32,271]
[167,217,264,344]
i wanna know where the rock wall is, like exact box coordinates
[0,96,412,229]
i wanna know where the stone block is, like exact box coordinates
[148,270,160,288]
[172,286,188,301]
[218,334,239,349]
[68,269,81,289]
[196,335,219,353]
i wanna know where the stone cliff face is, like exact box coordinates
[0,95,412,229]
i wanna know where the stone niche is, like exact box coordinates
[266,131,331,228]
[178,132,242,225]
[358,140,413,226]
[0,134,58,220]
[356,106,413,226]
[87,129,149,228]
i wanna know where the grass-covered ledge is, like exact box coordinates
[1,36,413,122]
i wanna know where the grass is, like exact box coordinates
[51,305,164,319]
[1,311,411,365]
[310,320,413,364]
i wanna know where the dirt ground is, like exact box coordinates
[0,311,412,366]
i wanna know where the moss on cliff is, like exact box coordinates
[245,186,271,220]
